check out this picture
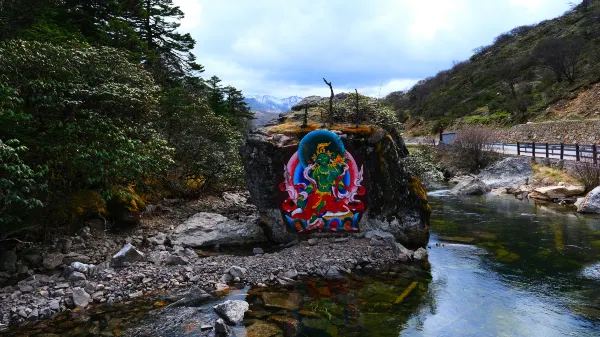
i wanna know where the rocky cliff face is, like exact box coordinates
[240,126,430,248]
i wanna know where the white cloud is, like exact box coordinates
[173,0,202,31]
[508,0,545,11]
[178,0,571,98]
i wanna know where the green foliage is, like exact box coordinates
[0,1,253,237]
[0,139,47,235]
[463,111,512,125]
[405,146,443,186]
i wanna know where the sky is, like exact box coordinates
[173,0,573,98]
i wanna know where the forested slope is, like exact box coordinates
[0,0,253,238]
[385,0,600,135]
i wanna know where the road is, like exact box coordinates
[406,139,597,162]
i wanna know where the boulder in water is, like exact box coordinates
[577,186,600,213]
[450,177,490,196]
[478,157,533,189]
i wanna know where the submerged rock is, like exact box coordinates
[213,300,249,324]
[578,186,600,214]
[171,212,266,248]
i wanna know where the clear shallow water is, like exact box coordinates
[5,193,600,336]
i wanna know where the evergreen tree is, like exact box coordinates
[224,85,253,122]
[128,0,203,84]
[206,75,225,115]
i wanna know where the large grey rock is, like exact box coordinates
[213,300,249,324]
[450,177,490,196]
[578,186,600,213]
[241,128,430,249]
[110,243,145,268]
[528,185,586,201]
[171,212,266,248]
[0,251,17,274]
[72,287,91,308]
[42,252,64,270]
[478,157,533,189]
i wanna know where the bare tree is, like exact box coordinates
[354,88,360,127]
[439,127,499,173]
[323,78,334,126]
[303,106,308,128]
[532,37,585,83]
[493,57,531,115]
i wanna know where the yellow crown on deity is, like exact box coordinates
[312,142,332,161]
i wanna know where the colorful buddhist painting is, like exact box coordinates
[279,130,367,233]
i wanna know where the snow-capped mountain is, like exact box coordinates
[244,95,303,113]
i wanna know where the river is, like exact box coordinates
[5,191,600,336]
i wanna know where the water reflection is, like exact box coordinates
[401,193,600,337]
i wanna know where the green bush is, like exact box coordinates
[0,139,47,235]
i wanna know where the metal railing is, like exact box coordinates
[495,142,599,163]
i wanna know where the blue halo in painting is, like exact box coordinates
[298,129,346,168]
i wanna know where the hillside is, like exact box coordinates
[385,0,600,136]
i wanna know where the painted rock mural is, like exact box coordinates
[279,130,367,233]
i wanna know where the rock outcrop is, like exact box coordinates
[171,212,266,248]
[528,185,585,201]
[241,127,430,248]
[478,157,533,189]
[577,186,600,213]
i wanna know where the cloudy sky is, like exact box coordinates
[173,0,572,98]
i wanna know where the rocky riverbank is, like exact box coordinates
[0,192,428,332]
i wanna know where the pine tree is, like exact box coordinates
[206,76,225,115]
[130,0,203,84]
[224,85,253,122]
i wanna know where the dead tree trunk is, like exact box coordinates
[323,78,334,126]
[354,88,360,127]
[303,106,308,127]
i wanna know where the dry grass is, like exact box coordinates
[532,162,580,186]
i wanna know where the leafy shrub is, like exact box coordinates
[0,139,47,236]
[405,146,443,186]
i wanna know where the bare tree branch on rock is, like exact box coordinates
[323,78,334,126]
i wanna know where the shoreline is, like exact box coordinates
[0,234,428,331]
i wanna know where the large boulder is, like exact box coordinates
[528,185,586,201]
[171,212,266,248]
[240,127,430,249]
[450,177,490,196]
[578,186,600,213]
[478,157,533,189]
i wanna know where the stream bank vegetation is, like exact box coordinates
[0,1,253,239]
